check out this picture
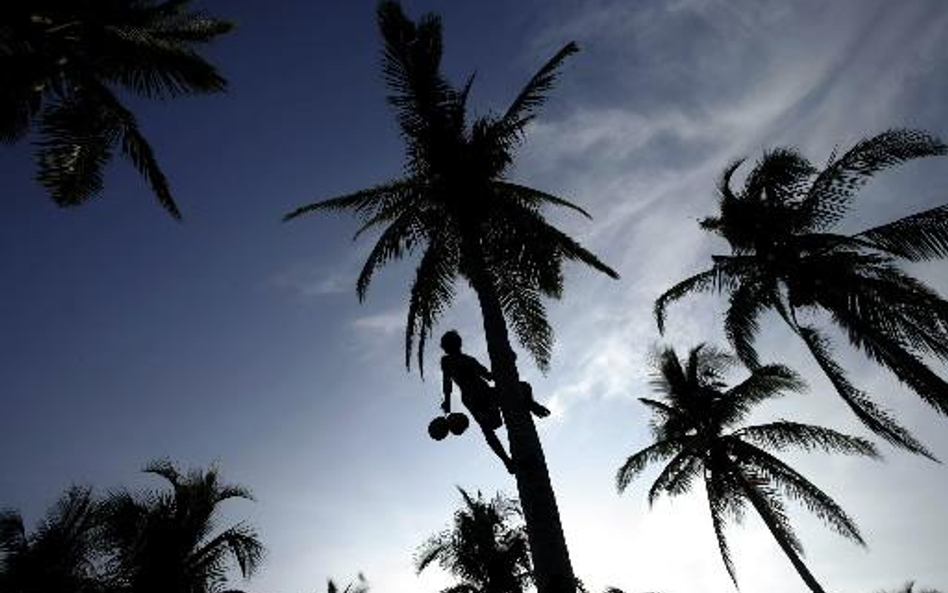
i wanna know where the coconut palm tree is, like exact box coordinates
[326,574,370,593]
[654,129,948,458]
[617,344,878,593]
[100,459,263,593]
[284,4,617,592]
[879,583,945,593]
[416,489,532,593]
[0,486,106,593]
[0,0,233,217]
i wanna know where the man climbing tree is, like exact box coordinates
[440,330,551,474]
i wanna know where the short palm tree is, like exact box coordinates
[0,486,106,593]
[100,460,263,593]
[655,129,948,458]
[285,3,617,592]
[416,489,532,593]
[326,574,369,593]
[617,345,878,593]
[0,0,233,217]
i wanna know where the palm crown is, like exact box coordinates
[0,0,233,217]
[617,345,878,593]
[0,486,106,593]
[101,460,263,593]
[416,488,533,593]
[655,129,948,458]
[285,1,617,374]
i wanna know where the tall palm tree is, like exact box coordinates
[654,129,948,458]
[0,0,233,217]
[416,488,533,593]
[100,459,264,593]
[617,345,878,593]
[285,4,617,592]
[0,486,106,593]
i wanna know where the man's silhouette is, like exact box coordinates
[440,330,550,474]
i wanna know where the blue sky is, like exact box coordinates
[2,1,948,592]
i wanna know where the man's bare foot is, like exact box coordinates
[531,402,551,418]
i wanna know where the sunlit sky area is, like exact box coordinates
[2,1,948,592]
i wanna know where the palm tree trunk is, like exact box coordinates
[466,258,576,593]
[737,472,828,593]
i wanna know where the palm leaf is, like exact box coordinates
[499,42,579,138]
[804,129,947,231]
[405,235,459,374]
[736,421,878,458]
[647,450,702,506]
[654,261,746,333]
[283,179,418,221]
[731,440,868,545]
[854,204,948,261]
[794,325,936,460]
[616,438,683,492]
[705,470,739,588]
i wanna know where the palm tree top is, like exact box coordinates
[416,488,532,593]
[285,1,617,374]
[1,0,234,217]
[654,129,948,459]
[618,345,878,593]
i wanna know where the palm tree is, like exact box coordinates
[879,584,945,593]
[0,0,233,217]
[0,486,106,593]
[326,574,370,593]
[655,129,948,458]
[416,489,532,593]
[100,459,264,593]
[617,345,878,593]
[284,4,617,592]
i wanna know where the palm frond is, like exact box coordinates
[795,325,936,459]
[616,438,683,492]
[731,440,868,545]
[647,450,702,506]
[283,179,418,221]
[492,181,592,219]
[495,272,553,371]
[35,94,118,207]
[118,108,181,218]
[499,42,579,138]
[405,235,459,375]
[828,303,948,416]
[804,129,947,231]
[736,421,878,458]
[654,262,744,333]
[376,1,455,143]
[724,278,768,368]
[723,364,805,425]
[854,205,948,261]
[705,471,740,588]
[356,205,425,301]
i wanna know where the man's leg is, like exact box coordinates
[480,424,515,474]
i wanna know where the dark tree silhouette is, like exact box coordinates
[617,345,878,593]
[0,0,233,217]
[879,583,945,593]
[655,129,948,458]
[285,3,617,593]
[0,486,106,593]
[100,460,263,593]
[326,574,370,593]
[416,489,532,593]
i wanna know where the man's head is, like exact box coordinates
[440,330,462,354]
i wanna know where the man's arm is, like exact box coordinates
[441,358,453,413]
